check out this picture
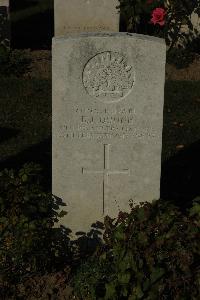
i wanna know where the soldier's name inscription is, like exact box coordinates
[58,106,157,141]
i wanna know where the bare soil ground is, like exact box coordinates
[166,55,200,81]
[26,50,200,81]
[25,50,52,79]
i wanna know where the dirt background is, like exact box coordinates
[26,50,200,81]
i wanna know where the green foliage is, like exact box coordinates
[185,34,200,54]
[71,251,116,300]
[0,7,9,48]
[0,45,31,77]
[118,0,200,50]
[72,200,200,300]
[166,46,196,68]
[1,270,74,300]
[0,163,71,285]
[0,162,200,299]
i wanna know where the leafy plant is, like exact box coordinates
[0,45,31,77]
[166,46,196,68]
[0,6,9,48]
[15,270,73,300]
[0,163,72,285]
[72,199,200,300]
[118,0,200,50]
[185,33,200,54]
[71,256,113,300]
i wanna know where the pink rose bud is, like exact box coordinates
[151,7,166,26]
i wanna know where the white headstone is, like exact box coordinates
[52,33,166,236]
[54,0,119,36]
[0,0,9,6]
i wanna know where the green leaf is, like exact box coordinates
[28,223,36,230]
[138,232,148,246]
[143,279,150,292]
[58,210,68,218]
[150,268,165,284]
[118,272,131,284]
[136,207,146,221]
[190,198,200,217]
[118,257,131,272]
[21,174,28,182]
[105,282,117,299]
[132,285,144,299]
[121,286,129,297]
[114,225,125,241]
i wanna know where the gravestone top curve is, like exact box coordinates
[53,32,165,44]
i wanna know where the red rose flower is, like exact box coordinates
[151,7,166,26]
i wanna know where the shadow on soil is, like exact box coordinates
[0,127,20,143]
[10,0,54,49]
[0,137,51,190]
[161,139,200,209]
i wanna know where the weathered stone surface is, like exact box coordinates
[0,0,9,6]
[52,33,166,236]
[54,0,119,36]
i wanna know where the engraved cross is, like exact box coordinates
[82,144,130,214]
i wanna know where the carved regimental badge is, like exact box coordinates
[83,51,135,102]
